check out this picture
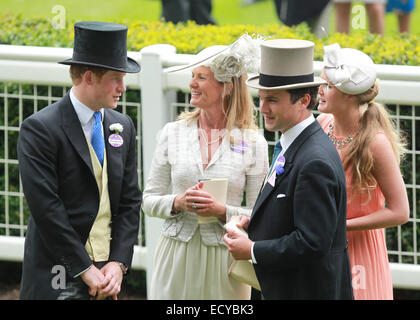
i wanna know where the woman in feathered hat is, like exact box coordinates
[142,35,268,299]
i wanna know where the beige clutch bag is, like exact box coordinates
[225,218,261,291]
[228,259,261,291]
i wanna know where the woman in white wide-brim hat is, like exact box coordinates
[317,43,409,300]
[142,35,269,299]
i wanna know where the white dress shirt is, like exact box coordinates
[69,87,104,140]
[279,114,315,157]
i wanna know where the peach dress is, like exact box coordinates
[321,115,393,300]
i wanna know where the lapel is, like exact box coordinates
[103,109,124,214]
[250,121,322,222]
[188,119,226,174]
[205,128,226,170]
[188,120,204,176]
[60,93,94,176]
[250,159,294,221]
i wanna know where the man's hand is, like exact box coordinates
[223,226,254,260]
[235,215,250,231]
[80,264,106,298]
[96,261,123,300]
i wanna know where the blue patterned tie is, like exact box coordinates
[269,139,282,175]
[91,111,104,166]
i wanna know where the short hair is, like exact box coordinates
[69,65,109,84]
[287,86,320,110]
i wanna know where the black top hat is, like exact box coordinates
[59,21,140,73]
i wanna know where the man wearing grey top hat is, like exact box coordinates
[18,21,142,300]
[224,39,353,299]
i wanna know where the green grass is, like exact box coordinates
[0,0,419,35]
[0,0,278,24]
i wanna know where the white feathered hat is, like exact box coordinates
[167,34,264,82]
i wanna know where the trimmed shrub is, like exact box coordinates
[1,14,420,65]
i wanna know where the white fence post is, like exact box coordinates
[140,44,177,298]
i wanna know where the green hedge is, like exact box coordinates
[1,14,420,65]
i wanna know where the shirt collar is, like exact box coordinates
[279,114,315,154]
[69,87,104,125]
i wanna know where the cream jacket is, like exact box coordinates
[142,118,268,246]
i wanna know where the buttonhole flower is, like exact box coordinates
[275,156,286,175]
[109,123,123,134]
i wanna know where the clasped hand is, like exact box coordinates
[223,215,254,260]
[81,261,123,300]
[173,181,226,221]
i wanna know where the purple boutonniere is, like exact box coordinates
[230,140,248,154]
[275,156,286,175]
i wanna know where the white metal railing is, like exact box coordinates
[1,43,420,296]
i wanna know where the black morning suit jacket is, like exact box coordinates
[17,93,142,299]
[248,121,354,299]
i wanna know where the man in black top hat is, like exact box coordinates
[18,21,142,300]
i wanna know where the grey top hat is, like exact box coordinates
[246,39,325,90]
[59,21,140,73]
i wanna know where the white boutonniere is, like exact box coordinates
[108,123,124,148]
[109,123,123,134]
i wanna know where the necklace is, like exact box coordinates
[199,130,224,144]
[197,120,225,145]
[327,121,353,149]
[197,119,225,167]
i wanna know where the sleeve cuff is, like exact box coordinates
[73,264,92,278]
[251,242,257,264]
[169,194,181,217]
[225,204,252,222]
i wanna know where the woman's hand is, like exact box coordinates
[173,182,227,221]
[173,182,210,212]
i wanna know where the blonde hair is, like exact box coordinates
[343,80,407,197]
[178,73,258,134]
